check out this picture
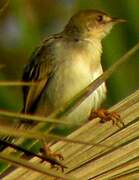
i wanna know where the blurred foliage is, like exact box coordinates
[0,0,138,111]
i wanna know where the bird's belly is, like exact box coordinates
[39,61,106,125]
[49,67,92,123]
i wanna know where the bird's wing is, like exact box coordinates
[22,35,60,113]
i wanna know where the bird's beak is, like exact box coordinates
[111,17,127,24]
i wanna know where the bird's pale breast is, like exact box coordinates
[37,39,106,126]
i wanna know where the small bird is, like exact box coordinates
[1,9,126,155]
[22,9,125,125]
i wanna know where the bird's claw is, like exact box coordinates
[40,144,66,172]
[89,109,124,128]
[51,163,66,172]
[40,144,64,161]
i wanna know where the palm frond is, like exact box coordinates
[3,88,139,179]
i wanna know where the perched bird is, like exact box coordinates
[22,9,125,125]
[1,9,125,153]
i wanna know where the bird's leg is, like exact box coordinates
[89,109,124,128]
[40,143,64,161]
[40,141,66,172]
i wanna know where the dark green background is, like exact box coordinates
[0,0,139,112]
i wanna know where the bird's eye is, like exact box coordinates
[96,15,103,22]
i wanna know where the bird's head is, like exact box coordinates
[64,9,126,40]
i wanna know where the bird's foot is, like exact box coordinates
[40,143,64,171]
[40,144,64,161]
[89,109,124,128]
[47,145,63,159]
